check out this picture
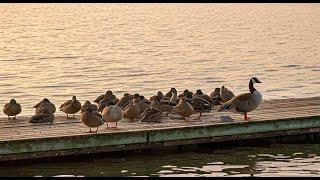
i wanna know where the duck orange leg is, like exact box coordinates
[112,122,118,128]
[106,122,109,129]
[244,112,251,121]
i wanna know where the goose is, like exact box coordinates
[171,97,194,121]
[141,102,163,123]
[81,100,98,113]
[81,107,105,133]
[29,108,55,124]
[3,99,22,120]
[34,98,56,114]
[102,101,122,128]
[94,90,116,104]
[59,95,82,119]
[124,100,140,122]
[219,86,235,103]
[218,77,262,121]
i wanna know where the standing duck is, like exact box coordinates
[29,108,55,124]
[3,99,22,120]
[81,100,98,113]
[219,86,235,103]
[59,95,81,119]
[171,97,194,121]
[124,100,140,122]
[218,77,262,121]
[34,98,56,114]
[102,101,122,128]
[81,107,105,133]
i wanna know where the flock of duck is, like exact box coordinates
[2,77,262,133]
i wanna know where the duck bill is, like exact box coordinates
[256,79,262,83]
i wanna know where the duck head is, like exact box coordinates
[106,90,113,96]
[196,89,203,95]
[183,90,193,99]
[84,100,91,105]
[170,88,177,94]
[72,95,77,101]
[10,99,16,104]
[43,98,50,103]
[85,107,93,113]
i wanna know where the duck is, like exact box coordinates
[180,90,213,120]
[3,99,22,120]
[164,88,176,100]
[219,86,235,103]
[59,95,82,119]
[218,77,262,121]
[153,96,174,115]
[29,108,55,124]
[81,100,98,113]
[169,88,179,105]
[98,98,117,112]
[102,101,123,128]
[141,102,163,123]
[210,88,222,105]
[94,90,116,104]
[124,100,140,122]
[136,96,151,114]
[34,98,56,114]
[150,91,166,101]
[117,93,133,109]
[81,107,105,133]
[171,97,194,121]
[194,89,214,105]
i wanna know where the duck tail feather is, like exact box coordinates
[218,102,232,112]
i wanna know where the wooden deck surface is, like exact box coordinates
[0,96,319,142]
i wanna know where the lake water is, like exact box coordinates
[1,143,320,177]
[0,4,320,177]
[0,3,320,116]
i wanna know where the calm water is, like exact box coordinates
[0,4,320,116]
[1,143,320,177]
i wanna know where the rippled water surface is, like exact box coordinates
[0,4,320,115]
[1,143,320,177]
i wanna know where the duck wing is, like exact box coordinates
[60,100,72,109]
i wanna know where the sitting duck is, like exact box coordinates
[29,108,55,124]
[81,100,98,113]
[124,100,140,122]
[171,97,194,121]
[34,98,56,115]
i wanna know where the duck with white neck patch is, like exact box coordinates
[218,77,262,121]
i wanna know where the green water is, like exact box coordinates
[1,143,320,177]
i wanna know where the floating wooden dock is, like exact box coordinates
[0,97,320,161]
